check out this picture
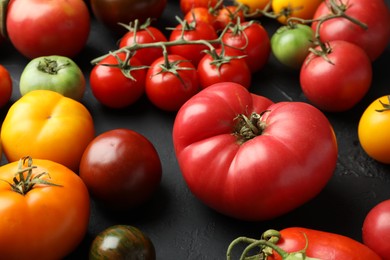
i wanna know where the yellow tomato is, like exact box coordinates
[235,0,271,13]
[1,90,95,171]
[272,0,323,24]
[358,95,390,164]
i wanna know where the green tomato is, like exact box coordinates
[271,24,315,69]
[19,55,86,100]
[89,225,156,260]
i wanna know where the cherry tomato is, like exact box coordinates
[300,40,372,112]
[222,20,270,72]
[235,0,271,13]
[89,225,156,260]
[183,7,217,26]
[0,65,12,108]
[197,48,252,89]
[180,0,219,14]
[79,129,162,210]
[358,95,390,163]
[272,0,323,24]
[6,0,90,59]
[89,51,147,109]
[0,157,90,260]
[145,54,200,112]
[312,0,390,61]
[118,23,167,66]
[271,23,315,69]
[362,199,390,260]
[90,0,167,34]
[169,20,218,66]
[214,5,246,31]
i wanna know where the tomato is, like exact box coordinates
[79,129,162,210]
[183,7,217,26]
[6,0,90,59]
[1,90,95,172]
[235,0,271,13]
[271,23,315,69]
[214,5,246,32]
[312,0,390,61]
[118,23,167,66]
[89,225,156,260]
[145,54,200,112]
[0,65,12,108]
[300,40,372,112]
[272,0,323,24]
[180,0,219,14]
[172,82,338,221]
[168,20,218,66]
[91,0,167,34]
[197,48,252,89]
[362,199,390,260]
[222,20,270,72]
[358,95,390,164]
[0,156,90,260]
[19,55,86,101]
[89,51,147,109]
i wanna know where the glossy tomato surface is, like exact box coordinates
[0,157,90,260]
[0,65,12,108]
[79,129,162,210]
[6,0,90,58]
[89,225,156,260]
[172,82,338,221]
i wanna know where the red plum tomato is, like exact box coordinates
[300,40,372,112]
[362,199,390,260]
[6,0,90,59]
[172,82,338,221]
[79,129,162,210]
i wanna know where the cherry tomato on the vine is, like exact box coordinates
[362,199,390,260]
[235,0,271,14]
[197,48,251,89]
[89,51,147,109]
[180,0,219,15]
[222,21,270,72]
[300,40,372,112]
[214,5,246,32]
[0,65,12,109]
[145,54,200,112]
[183,7,217,26]
[358,95,390,164]
[272,0,323,24]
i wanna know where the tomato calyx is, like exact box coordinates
[37,57,70,75]
[226,229,320,260]
[119,18,154,33]
[233,111,268,143]
[375,96,390,112]
[1,156,61,195]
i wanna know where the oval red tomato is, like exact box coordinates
[6,0,90,59]
[362,199,390,260]
[172,82,338,221]
[79,128,162,210]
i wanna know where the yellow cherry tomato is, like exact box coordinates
[272,0,323,24]
[1,90,95,171]
[358,95,390,164]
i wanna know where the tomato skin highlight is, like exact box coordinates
[172,82,338,221]
[268,227,382,260]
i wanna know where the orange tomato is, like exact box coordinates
[272,0,323,24]
[235,0,271,13]
[0,157,90,260]
[1,90,95,171]
[358,95,390,164]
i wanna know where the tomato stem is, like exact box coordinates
[233,111,268,143]
[0,156,62,195]
[37,58,70,75]
[375,96,390,112]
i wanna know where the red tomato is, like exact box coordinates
[6,0,90,59]
[0,65,12,108]
[145,54,200,111]
[197,48,252,89]
[183,7,217,26]
[214,5,246,31]
[169,20,218,66]
[79,129,162,210]
[300,40,372,112]
[172,82,338,221]
[180,0,219,14]
[265,227,381,260]
[118,25,167,66]
[89,51,147,109]
[362,199,390,260]
[312,0,390,61]
[222,21,270,72]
